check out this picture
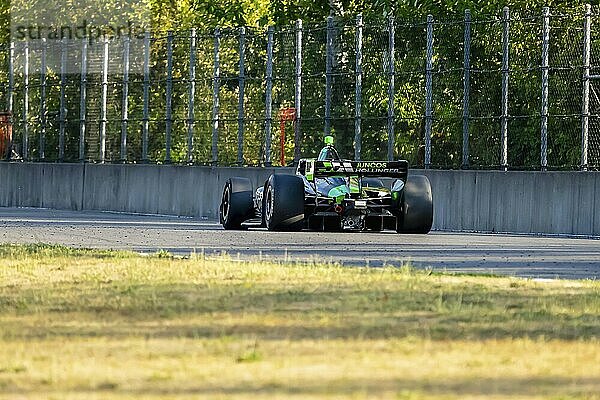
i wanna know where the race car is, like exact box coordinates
[219,136,433,233]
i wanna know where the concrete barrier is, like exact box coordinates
[0,163,84,210]
[0,162,598,236]
[82,164,282,219]
[417,169,600,237]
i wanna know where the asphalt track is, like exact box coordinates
[1,207,599,279]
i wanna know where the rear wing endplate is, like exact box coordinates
[305,160,409,181]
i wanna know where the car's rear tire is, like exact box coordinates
[220,177,254,230]
[397,175,433,234]
[264,174,305,231]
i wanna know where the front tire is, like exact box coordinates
[264,174,305,231]
[220,177,254,230]
[397,175,433,234]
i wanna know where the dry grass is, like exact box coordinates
[0,244,599,399]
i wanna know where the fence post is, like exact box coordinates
[581,4,592,171]
[424,15,434,169]
[387,16,395,161]
[540,7,550,171]
[237,27,246,166]
[23,41,29,160]
[121,36,130,162]
[79,39,87,162]
[142,31,150,163]
[40,38,47,161]
[462,10,471,169]
[100,36,109,163]
[187,28,196,164]
[294,19,303,165]
[165,31,173,163]
[501,7,510,170]
[325,16,334,136]
[212,27,221,166]
[8,42,14,115]
[355,14,363,161]
[59,38,67,161]
[264,26,274,166]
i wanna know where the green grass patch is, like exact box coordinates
[0,244,599,399]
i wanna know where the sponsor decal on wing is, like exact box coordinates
[355,162,401,173]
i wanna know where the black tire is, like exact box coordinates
[220,177,254,230]
[362,177,385,188]
[264,174,305,231]
[397,175,433,234]
[260,183,268,228]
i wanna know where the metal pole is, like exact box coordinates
[142,31,150,163]
[581,4,592,170]
[462,10,471,169]
[100,36,109,163]
[40,38,47,160]
[165,31,173,163]
[7,42,14,157]
[424,15,434,169]
[264,26,274,166]
[212,27,221,166]
[325,16,333,136]
[355,14,363,161]
[79,39,87,162]
[237,27,246,166]
[23,41,29,160]
[501,7,510,171]
[540,7,550,171]
[59,38,67,161]
[8,42,14,115]
[121,36,130,162]
[294,19,303,165]
[187,28,196,164]
[387,16,395,161]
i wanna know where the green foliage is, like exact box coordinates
[0,0,595,167]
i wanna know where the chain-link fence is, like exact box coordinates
[2,5,600,170]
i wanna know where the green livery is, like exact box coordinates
[220,135,433,233]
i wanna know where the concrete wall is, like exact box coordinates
[82,164,282,218]
[0,162,598,236]
[0,163,84,211]
[0,163,282,220]
[418,170,600,236]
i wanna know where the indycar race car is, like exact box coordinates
[219,136,433,233]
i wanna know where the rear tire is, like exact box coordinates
[264,174,305,231]
[397,175,433,234]
[220,177,254,230]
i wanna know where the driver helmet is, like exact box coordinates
[318,136,340,161]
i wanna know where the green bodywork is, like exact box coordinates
[302,152,404,205]
[327,183,350,204]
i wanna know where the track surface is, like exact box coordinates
[1,208,599,279]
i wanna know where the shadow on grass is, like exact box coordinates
[2,282,599,341]
[1,376,599,397]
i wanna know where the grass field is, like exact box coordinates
[0,244,599,400]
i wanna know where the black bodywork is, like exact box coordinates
[220,147,433,233]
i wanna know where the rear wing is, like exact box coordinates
[304,160,409,181]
